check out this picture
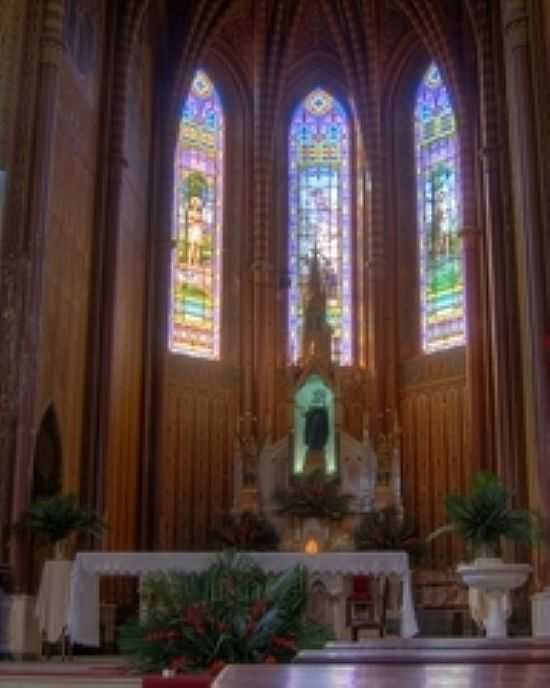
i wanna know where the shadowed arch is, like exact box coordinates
[32,404,62,499]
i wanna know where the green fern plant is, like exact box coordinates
[353,506,424,563]
[209,511,280,551]
[273,470,353,520]
[427,472,541,557]
[13,493,106,546]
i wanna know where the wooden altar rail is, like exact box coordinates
[294,646,550,665]
[324,637,550,650]
[213,664,550,688]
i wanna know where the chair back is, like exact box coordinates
[352,575,372,600]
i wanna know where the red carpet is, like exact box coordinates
[0,660,132,679]
[0,662,213,685]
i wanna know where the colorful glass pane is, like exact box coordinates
[415,64,465,352]
[288,88,352,365]
[169,70,224,359]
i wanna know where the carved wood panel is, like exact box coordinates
[156,375,238,550]
[400,365,468,568]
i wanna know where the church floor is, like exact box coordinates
[2,650,550,687]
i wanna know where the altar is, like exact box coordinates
[68,551,419,646]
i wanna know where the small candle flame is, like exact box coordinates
[305,538,319,554]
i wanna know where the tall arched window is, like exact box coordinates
[288,88,352,365]
[169,70,224,359]
[415,64,465,352]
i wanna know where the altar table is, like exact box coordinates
[35,560,73,643]
[68,551,419,646]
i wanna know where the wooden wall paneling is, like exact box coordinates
[180,390,194,547]
[172,395,184,549]
[430,390,446,569]
[196,394,211,546]
[163,386,178,549]
[446,384,465,564]
[210,396,227,525]
[400,394,417,522]
[414,393,432,541]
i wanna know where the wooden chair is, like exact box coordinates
[346,575,389,641]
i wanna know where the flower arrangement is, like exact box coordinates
[209,511,280,551]
[427,472,541,558]
[119,552,332,674]
[273,470,352,520]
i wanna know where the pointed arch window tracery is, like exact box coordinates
[288,87,353,365]
[415,64,465,352]
[169,69,224,359]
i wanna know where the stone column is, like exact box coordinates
[10,0,64,593]
[85,5,131,521]
[480,141,524,491]
[501,0,550,580]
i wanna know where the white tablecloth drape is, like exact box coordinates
[68,551,419,646]
[35,560,73,643]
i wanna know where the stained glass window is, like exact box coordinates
[288,88,352,365]
[169,70,224,359]
[415,64,465,352]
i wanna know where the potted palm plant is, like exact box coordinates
[14,493,106,559]
[427,472,540,557]
[428,472,540,637]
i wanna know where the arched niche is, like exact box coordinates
[32,404,62,499]
[293,373,337,475]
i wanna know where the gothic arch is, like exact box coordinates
[32,404,62,499]
[276,60,360,368]
[159,49,250,365]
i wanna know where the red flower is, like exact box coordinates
[182,605,206,634]
[271,635,297,651]
[170,656,188,672]
[249,599,267,620]
[209,660,226,676]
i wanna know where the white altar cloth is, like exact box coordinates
[35,560,73,642]
[68,551,419,646]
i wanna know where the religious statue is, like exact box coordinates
[183,171,208,267]
[303,388,329,474]
[186,195,204,266]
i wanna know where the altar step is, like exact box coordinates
[295,637,550,665]
[326,636,550,650]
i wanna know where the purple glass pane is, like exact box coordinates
[415,64,465,352]
[288,88,353,365]
[169,70,224,359]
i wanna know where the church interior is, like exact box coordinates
[1,0,550,685]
